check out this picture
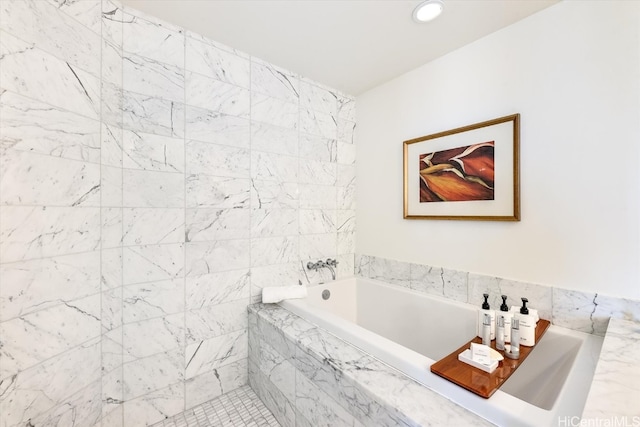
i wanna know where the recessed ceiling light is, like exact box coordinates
[413,0,444,23]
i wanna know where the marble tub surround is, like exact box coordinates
[248,303,490,427]
[356,254,640,337]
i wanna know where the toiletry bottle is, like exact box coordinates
[477,293,496,340]
[496,315,505,351]
[482,313,491,346]
[500,295,513,343]
[505,318,520,360]
[518,298,536,347]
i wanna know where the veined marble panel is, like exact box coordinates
[184,329,247,379]
[102,34,123,90]
[185,208,250,242]
[122,91,185,138]
[337,184,355,210]
[185,71,250,118]
[0,32,100,120]
[250,236,298,267]
[250,61,299,104]
[102,123,123,168]
[254,338,296,402]
[101,247,123,290]
[101,165,122,208]
[250,263,300,296]
[101,327,124,374]
[122,312,184,360]
[299,81,337,116]
[337,141,356,165]
[123,278,184,324]
[31,378,101,427]
[122,10,184,68]
[250,179,298,210]
[337,232,355,256]
[295,370,354,427]
[410,264,469,303]
[300,108,337,140]
[0,0,101,76]
[251,121,299,156]
[185,239,250,277]
[299,159,337,185]
[250,208,298,238]
[48,0,102,34]
[0,206,100,263]
[101,207,121,249]
[102,0,124,47]
[0,91,101,163]
[299,233,337,261]
[123,243,184,285]
[122,169,184,208]
[299,133,337,163]
[185,35,250,89]
[0,337,100,427]
[336,210,355,233]
[251,151,298,183]
[185,358,247,409]
[185,268,250,310]
[122,381,184,427]
[299,184,336,210]
[299,210,336,235]
[185,105,251,148]
[186,140,250,178]
[1,150,100,207]
[123,349,184,400]
[249,359,295,427]
[337,96,356,122]
[123,53,184,103]
[0,251,100,322]
[102,286,122,333]
[122,207,184,246]
[369,256,411,289]
[123,130,184,173]
[251,93,299,129]
[186,175,250,209]
[101,81,123,127]
[336,164,355,187]
[355,254,371,277]
[338,120,356,145]
[335,254,355,278]
[186,299,248,344]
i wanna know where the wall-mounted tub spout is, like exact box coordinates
[306,258,339,280]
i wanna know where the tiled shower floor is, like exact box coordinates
[150,386,280,427]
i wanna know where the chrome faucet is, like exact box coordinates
[306,258,339,280]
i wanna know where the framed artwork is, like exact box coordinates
[403,114,520,221]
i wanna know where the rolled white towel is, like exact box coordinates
[261,285,307,304]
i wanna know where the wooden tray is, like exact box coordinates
[430,319,551,398]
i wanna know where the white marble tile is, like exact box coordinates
[250,179,298,210]
[336,164,355,187]
[101,286,122,333]
[123,52,184,103]
[186,175,250,209]
[252,93,299,129]
[250,208,298,238]
[337,184,355,210]
[411,264,469,303]
[101,82,123,127]
[123,349,183,400]
[468,273,553,321]
[0,251,100,321]
[300,233,337,261]
[122,312,184,360]
[251,151,298,183]
[338,120,356,145]
[186,140,250,178]
[101,164,122,207]
[251,61,299,103]
[336,210,355,234]
[255,339,296,402]
[185,358,248,409]
[337,96,356,122]
[299,159,336,185]
[101,247,123,290]
[0,206,100,263]
[122,10,184,68]
[102,123,123,168]
[185,71,250,118]
[1,150,100,207]
[0,294,100,378]
[123,278,184,323]
[101,327,124,374]
[354,254,371,277]
[299,184,336,210]
[335,254,355,278]
[337,141,356,165]
[369,256,411,288]
[249,359,295,427]
[299,81,337,116]
[31,378,101,427]
[102,37,123,89]
[0,91,101,163]
[123,243,184,285]
[250,263,301,296]
[0,337,100,427]
[185,268,250,310]
[337,232,355,256]
[185,104,251,148]
[186,299,248,344]
[122,91,185,138]
[123,130,184,173]
[48,0,102,34]
[300,210,336,235]
[122,169,184,208]
[122,381,184,427]
[295,366,354,427]
[251,121,299,156]
[0,31,100,120]
[299,133,337,162]
[185,208,250,242]
[0,0,101,76]
[184,329,247,379]
[250,236,299,267]
[186,239,251,277]
[122,208,184,246]
[185,35,250,88]
[300,108,337,140]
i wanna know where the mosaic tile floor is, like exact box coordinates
[151,385,280,427]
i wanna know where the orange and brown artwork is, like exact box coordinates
[419,141,495,203]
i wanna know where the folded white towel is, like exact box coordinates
[261,285,307,304]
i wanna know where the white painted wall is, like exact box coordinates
[355,1,640,299]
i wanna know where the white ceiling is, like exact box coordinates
[121,0,559,96]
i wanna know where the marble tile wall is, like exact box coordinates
[0,0,356,426]
[356,254,640,336]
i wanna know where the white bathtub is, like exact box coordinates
[279,277,604,427]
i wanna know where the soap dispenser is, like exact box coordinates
[518,297,536,347]
[499,295,513,343]
[477,293,496,340]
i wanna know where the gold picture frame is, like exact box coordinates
[403,114,520,221]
